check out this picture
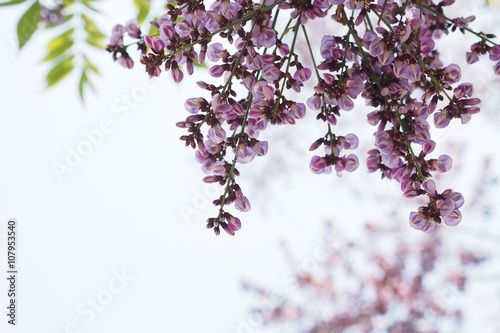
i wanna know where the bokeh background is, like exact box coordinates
[1,1,500,332]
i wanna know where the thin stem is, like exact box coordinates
[274,18,301,114]
[421,4,499,46]
[301,25,321,79]
[344,11,427,183]
[169,0,289,56]
[218,93,254,213]
[220,22,257,95]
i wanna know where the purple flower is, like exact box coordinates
[293,67,312,82]
[184,97,206,114]
[125,19,141,39]
[307,95,323,110]
[344,0,364,10]
[117,56,134,69]
[236,145,256,164]
[366,149,381,173]
[235,196,251,212]
[208,123,226,143]
[320,36,337,59]
[337,94,354,111]
[253,141,269,156]
[453,15,475,29]
[252,26,277,48]
[287,102,306,119]
[489,45,500,61]
[430,155,453,173]
[109,24,124,47]
[409,211,427,230]
[454,83,474,99]
[225,213,242,232]
[444,210,462,226]
[420,37,435,55]
[195,151,216,173]
[203,138,223,155]
[212,160,227,176]
[144,35,165,54]
[310,156,331,174]
[262,65,282,82]
[422,179,437,196]
[160,23,176,42]
[444,64,461,84]
[176,19,194,37]
[466,51,479,64]
[344,154,359,172]
[434,111,451,128]
[409,212,437,233]
[171,62,184,83]
[209,65,226,77]
[494,61,500,75]
[207,43,225,62]
[338,133,359,150]
[422,140,436,155]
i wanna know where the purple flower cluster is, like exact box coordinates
[107,0,499,236]
[106,19,145,69]
[40,4,66,26]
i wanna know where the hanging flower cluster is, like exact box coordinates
[107,0,499,236]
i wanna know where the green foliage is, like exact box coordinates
[43,28,74,62]
[81,0,98,11]
[2,0,108,100]
[148,24,159,37]
[134,0,150,24]
[17,0,41,49]
[82,13,105,40]
[46,55,74,87]
[0,0,26,7]
[3,0,164,100]
[40,2,106,100]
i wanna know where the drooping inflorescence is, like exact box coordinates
[107,0,499,236]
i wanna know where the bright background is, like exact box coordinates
[1,1,500,333]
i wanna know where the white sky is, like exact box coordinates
[1,1,500,333]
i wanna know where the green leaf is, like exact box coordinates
[81,0,99,12]
[84,56,99,74]
[17,0,41,49]
[86,37,104,49]
[43,28,74,61]
[78,70,88,100]
[78,70,95,101]
[43,40,73,61]
[82,14,105,39]
[47,28,74,49]
[0,0,26,7]
[134,0,151,25]
[193,58,207,69]
[46,55,74,87]
[148,24,158,37]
